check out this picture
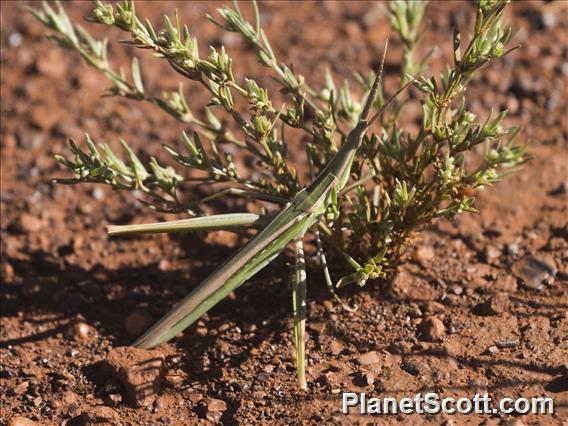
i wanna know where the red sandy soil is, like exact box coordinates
[1,1,567,425]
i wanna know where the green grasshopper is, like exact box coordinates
[109,44,406,388]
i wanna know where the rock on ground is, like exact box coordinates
[476,292,510,316]
[75,406,121,425]
[419,316,446,342]
[7,417,37,426]
[103,346,165,407]
[204,398,229,422]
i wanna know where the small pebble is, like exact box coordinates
[8,417,37,426]
[413,245,434,265]
[344,20,363,41]
[105,393,122,407]
[195,326,208,337]
[419,316,446,342]
[496,339,518,349]
[502,419,526,426]
[62,391,80,405]
[158,259,171,271]
[3,261,15,284]
[30,103,61,130]
[36,49,67,79]
[353,371,375,387]
[124,311,153,336]
[319,372,339,388]
[356,351,381,366]
[512,256,556,290]
[103,346,165,407]
[92,187,105,201]
[205,398,228,422]
[401,360,425,376]
[505,242,520,256]
[11,214,42,234]
[159,415,172,424]
[8,32,23,48]
[541,12,557,28]
[252,390,266,400]
[329,340,344,355]
[218,323,231,333]
[78,406,120,425]
[423,302,445,314]
[450,284,463,296]
[10,381,29,396]
[308,322,325,333]
[476,293,510,316]
[548,181,567,196]
[493,274,518,293]
[66,322,92,343]
[487,345,500,354]
[257,373,269,383]
[244,323,257,333]
[164,368,186,386]
[484,245,501,264]
[207,398,228,412]
[153,396,166,413]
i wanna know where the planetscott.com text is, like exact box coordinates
[342,392,554,415]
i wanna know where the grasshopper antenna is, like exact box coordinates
[360,38,388,122]
[367,37,418,127]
